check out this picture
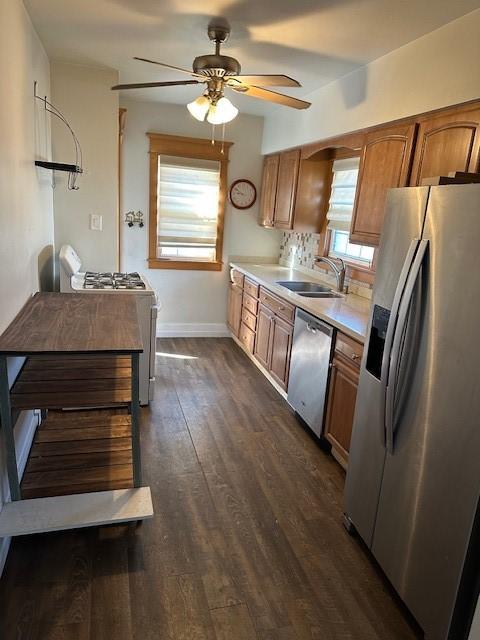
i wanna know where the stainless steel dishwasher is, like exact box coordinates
[287,309,334,437]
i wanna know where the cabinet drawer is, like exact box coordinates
[230,268,245,288]
[244,277,259,299]
[335,332,363,368]
[239,322,255,354]
[241,307,257,332]
[243,292,258,316]
[259,287,295,323]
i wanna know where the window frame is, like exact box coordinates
[316,149,377,285]
[148,132,232,271]
[319,227,378,284]
[328,229,375,268]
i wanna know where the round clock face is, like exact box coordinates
[229,179,257,210]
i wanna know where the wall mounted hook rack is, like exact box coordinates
[34,81,83,190]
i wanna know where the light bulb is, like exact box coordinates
[206,97,239,125]
[187,95,210,121]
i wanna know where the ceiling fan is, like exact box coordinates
[111,19,311,125]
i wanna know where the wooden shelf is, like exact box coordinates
[21,409,134,499]
[11,355,132,409]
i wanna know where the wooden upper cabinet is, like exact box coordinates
[410,105,480,185]
[293,154,333,233]
[258,154,279,228]
[274,149,301,230]
[350,122,417,246]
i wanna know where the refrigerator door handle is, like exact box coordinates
[379,238,420,446]
[385,239,429,453]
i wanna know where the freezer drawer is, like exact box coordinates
[287,309,334,437]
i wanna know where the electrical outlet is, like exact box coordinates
[90,214,103,231]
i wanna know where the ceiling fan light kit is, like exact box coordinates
[206,97,239,125]
[112,19,311,125]
[187,95,210,121]
[187,93,238,125]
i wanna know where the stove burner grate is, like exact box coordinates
[83,271,146,290]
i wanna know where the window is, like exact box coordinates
[329,229,375,264]
[326,157,374,267]
[157,156,220,262]
[148,133,231,270]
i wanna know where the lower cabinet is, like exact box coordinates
[253,304,273,369]
[227,283,243,337]
[228,273,369,469]
[269,316,293,389]
[253,301,293,390]
[324,332,363,467]
[239,321,255,353]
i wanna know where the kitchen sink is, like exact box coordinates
[297,291,342,298]
[276,281,332,293]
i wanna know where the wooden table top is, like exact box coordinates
[0,293,144,355]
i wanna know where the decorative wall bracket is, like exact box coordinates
[125,211,144,228]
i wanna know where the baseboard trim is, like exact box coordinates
[0,409,40,575]
[157,323,230,338]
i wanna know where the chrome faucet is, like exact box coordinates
[314,256,346,292]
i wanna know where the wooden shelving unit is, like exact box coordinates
[0,292,153,535]
[22,408,134,499]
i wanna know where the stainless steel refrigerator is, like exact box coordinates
[344,184,480,640]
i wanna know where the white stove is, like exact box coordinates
[59,245,157,405]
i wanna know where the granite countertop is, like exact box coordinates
[230,262,371,343]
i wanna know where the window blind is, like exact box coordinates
[326,157,360,232]
[156,155,221,256]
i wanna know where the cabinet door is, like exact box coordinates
[269,316,293,390]
[274,149,300,230]
[254,304,273,370]
[324,356,359,466]
[258,154,279,228]
[227,283,243,338]
[293,156,333,233]
[350,122,417,246]
[410,105,480,185]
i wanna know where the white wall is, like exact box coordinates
[0,0,54,571]
[50,62,119,283]
[262,9,480,153]
[120,99,281,336]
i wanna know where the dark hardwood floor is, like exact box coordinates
[0,338,420,639]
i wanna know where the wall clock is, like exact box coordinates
[229,179,257,210]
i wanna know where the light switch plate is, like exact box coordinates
[90,214,103,231]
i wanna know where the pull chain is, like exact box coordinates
[221,123,226,154]
[211,123,215,146]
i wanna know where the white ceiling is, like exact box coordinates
[25,0,480,116]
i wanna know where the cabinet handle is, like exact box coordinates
[351,354,359,360]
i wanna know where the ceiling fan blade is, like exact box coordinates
[230,85,311,110]
[228,74,301,87]
[133,56,204,79]
[111,80,201,90]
